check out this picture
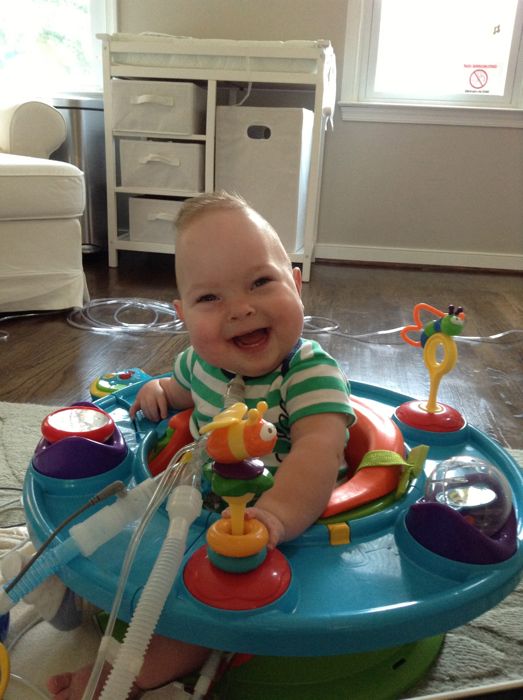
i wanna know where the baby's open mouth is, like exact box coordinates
[232,328,269,348]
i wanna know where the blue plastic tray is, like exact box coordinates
[23,379,523,656]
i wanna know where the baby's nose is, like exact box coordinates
[228,299,255,321]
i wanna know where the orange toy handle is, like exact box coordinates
[400,303,446,347]
[207,517,269,557]
[148,408,193,476]
[423,333,458,413]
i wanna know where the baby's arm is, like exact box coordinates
[129,376,193,422]
[249,412,348,547]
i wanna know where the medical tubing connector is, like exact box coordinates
[69,478,158,557]
[99,482,202,700]
[0,538,79,613]
[0,478,158,614]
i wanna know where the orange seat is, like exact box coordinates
[321,396,405,518]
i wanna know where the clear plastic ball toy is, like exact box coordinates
[424,456,513,536]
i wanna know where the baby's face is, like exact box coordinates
[175,208,304,377]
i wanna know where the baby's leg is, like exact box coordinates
[47,663,136,700]
[136,634,212,689]
[47,635,211,699]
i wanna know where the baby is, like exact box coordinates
[48,191,355,699]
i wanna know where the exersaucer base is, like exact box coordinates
[212,634,445,700]
[395,400,465,432]
[184,546,291,610]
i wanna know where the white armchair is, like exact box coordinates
[0,100,89,312]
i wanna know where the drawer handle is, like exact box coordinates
[131,94,175,108]
[147,212,177,222]
[138,154,181,167]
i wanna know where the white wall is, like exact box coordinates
[117,0,523,270]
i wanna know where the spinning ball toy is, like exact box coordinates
[424,456,513,536]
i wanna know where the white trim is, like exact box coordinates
[339,102,523,128]
[313,243,523,272]
[105,0,118,32]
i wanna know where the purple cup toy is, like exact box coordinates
[32,403,128,479]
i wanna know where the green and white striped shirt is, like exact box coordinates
[173,338,355,469]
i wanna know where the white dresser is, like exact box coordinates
[99,33,336,281]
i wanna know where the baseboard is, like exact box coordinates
[313,243,523,272]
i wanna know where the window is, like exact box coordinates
[0,0,116,97]
[342,0,523,127]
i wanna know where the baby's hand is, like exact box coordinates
[129,379,170,422]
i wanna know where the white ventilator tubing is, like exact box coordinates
[99,475,202,700]
[81,444,199,700]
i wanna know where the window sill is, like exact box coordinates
[339,102,523,128]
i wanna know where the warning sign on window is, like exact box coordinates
[463,63,499,94]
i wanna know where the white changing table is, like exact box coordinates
[99,33,336,281]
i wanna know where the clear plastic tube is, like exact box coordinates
[192,650,225,700]
[67,298,186,335]
[9,672,50,699]
[82,443,199,700]
[98,505,199,699]
[302,314,523,345]
[4,302,520,344]
[81,468,178,700]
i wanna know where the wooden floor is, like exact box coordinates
[1,252,522,449]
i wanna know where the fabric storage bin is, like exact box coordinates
[129,197,182,245]
[215,106,314,251]
[120,139,204,192]
[112,80,206,135]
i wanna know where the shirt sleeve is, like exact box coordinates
[282,340,356,427]
[173,346,194,392]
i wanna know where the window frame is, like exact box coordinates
[0,0,117,97]
[340,0,523,128]
[89,0,118,92]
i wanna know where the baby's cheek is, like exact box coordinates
[192,326,216,346]
[191,332,228,366]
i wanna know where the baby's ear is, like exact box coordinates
[292,266,302,296]
[173,299,184,321]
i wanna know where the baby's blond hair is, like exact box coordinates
[175,191,251,233]
[174,191,292,293]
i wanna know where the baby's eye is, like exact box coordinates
[252,277,271,289]
[196,293,218,303]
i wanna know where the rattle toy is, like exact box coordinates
[90,368,151,399]
[201,401,276,563]
[184,401,293,608]
[398,303,466,431]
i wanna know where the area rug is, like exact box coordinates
[0,400,522,699]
